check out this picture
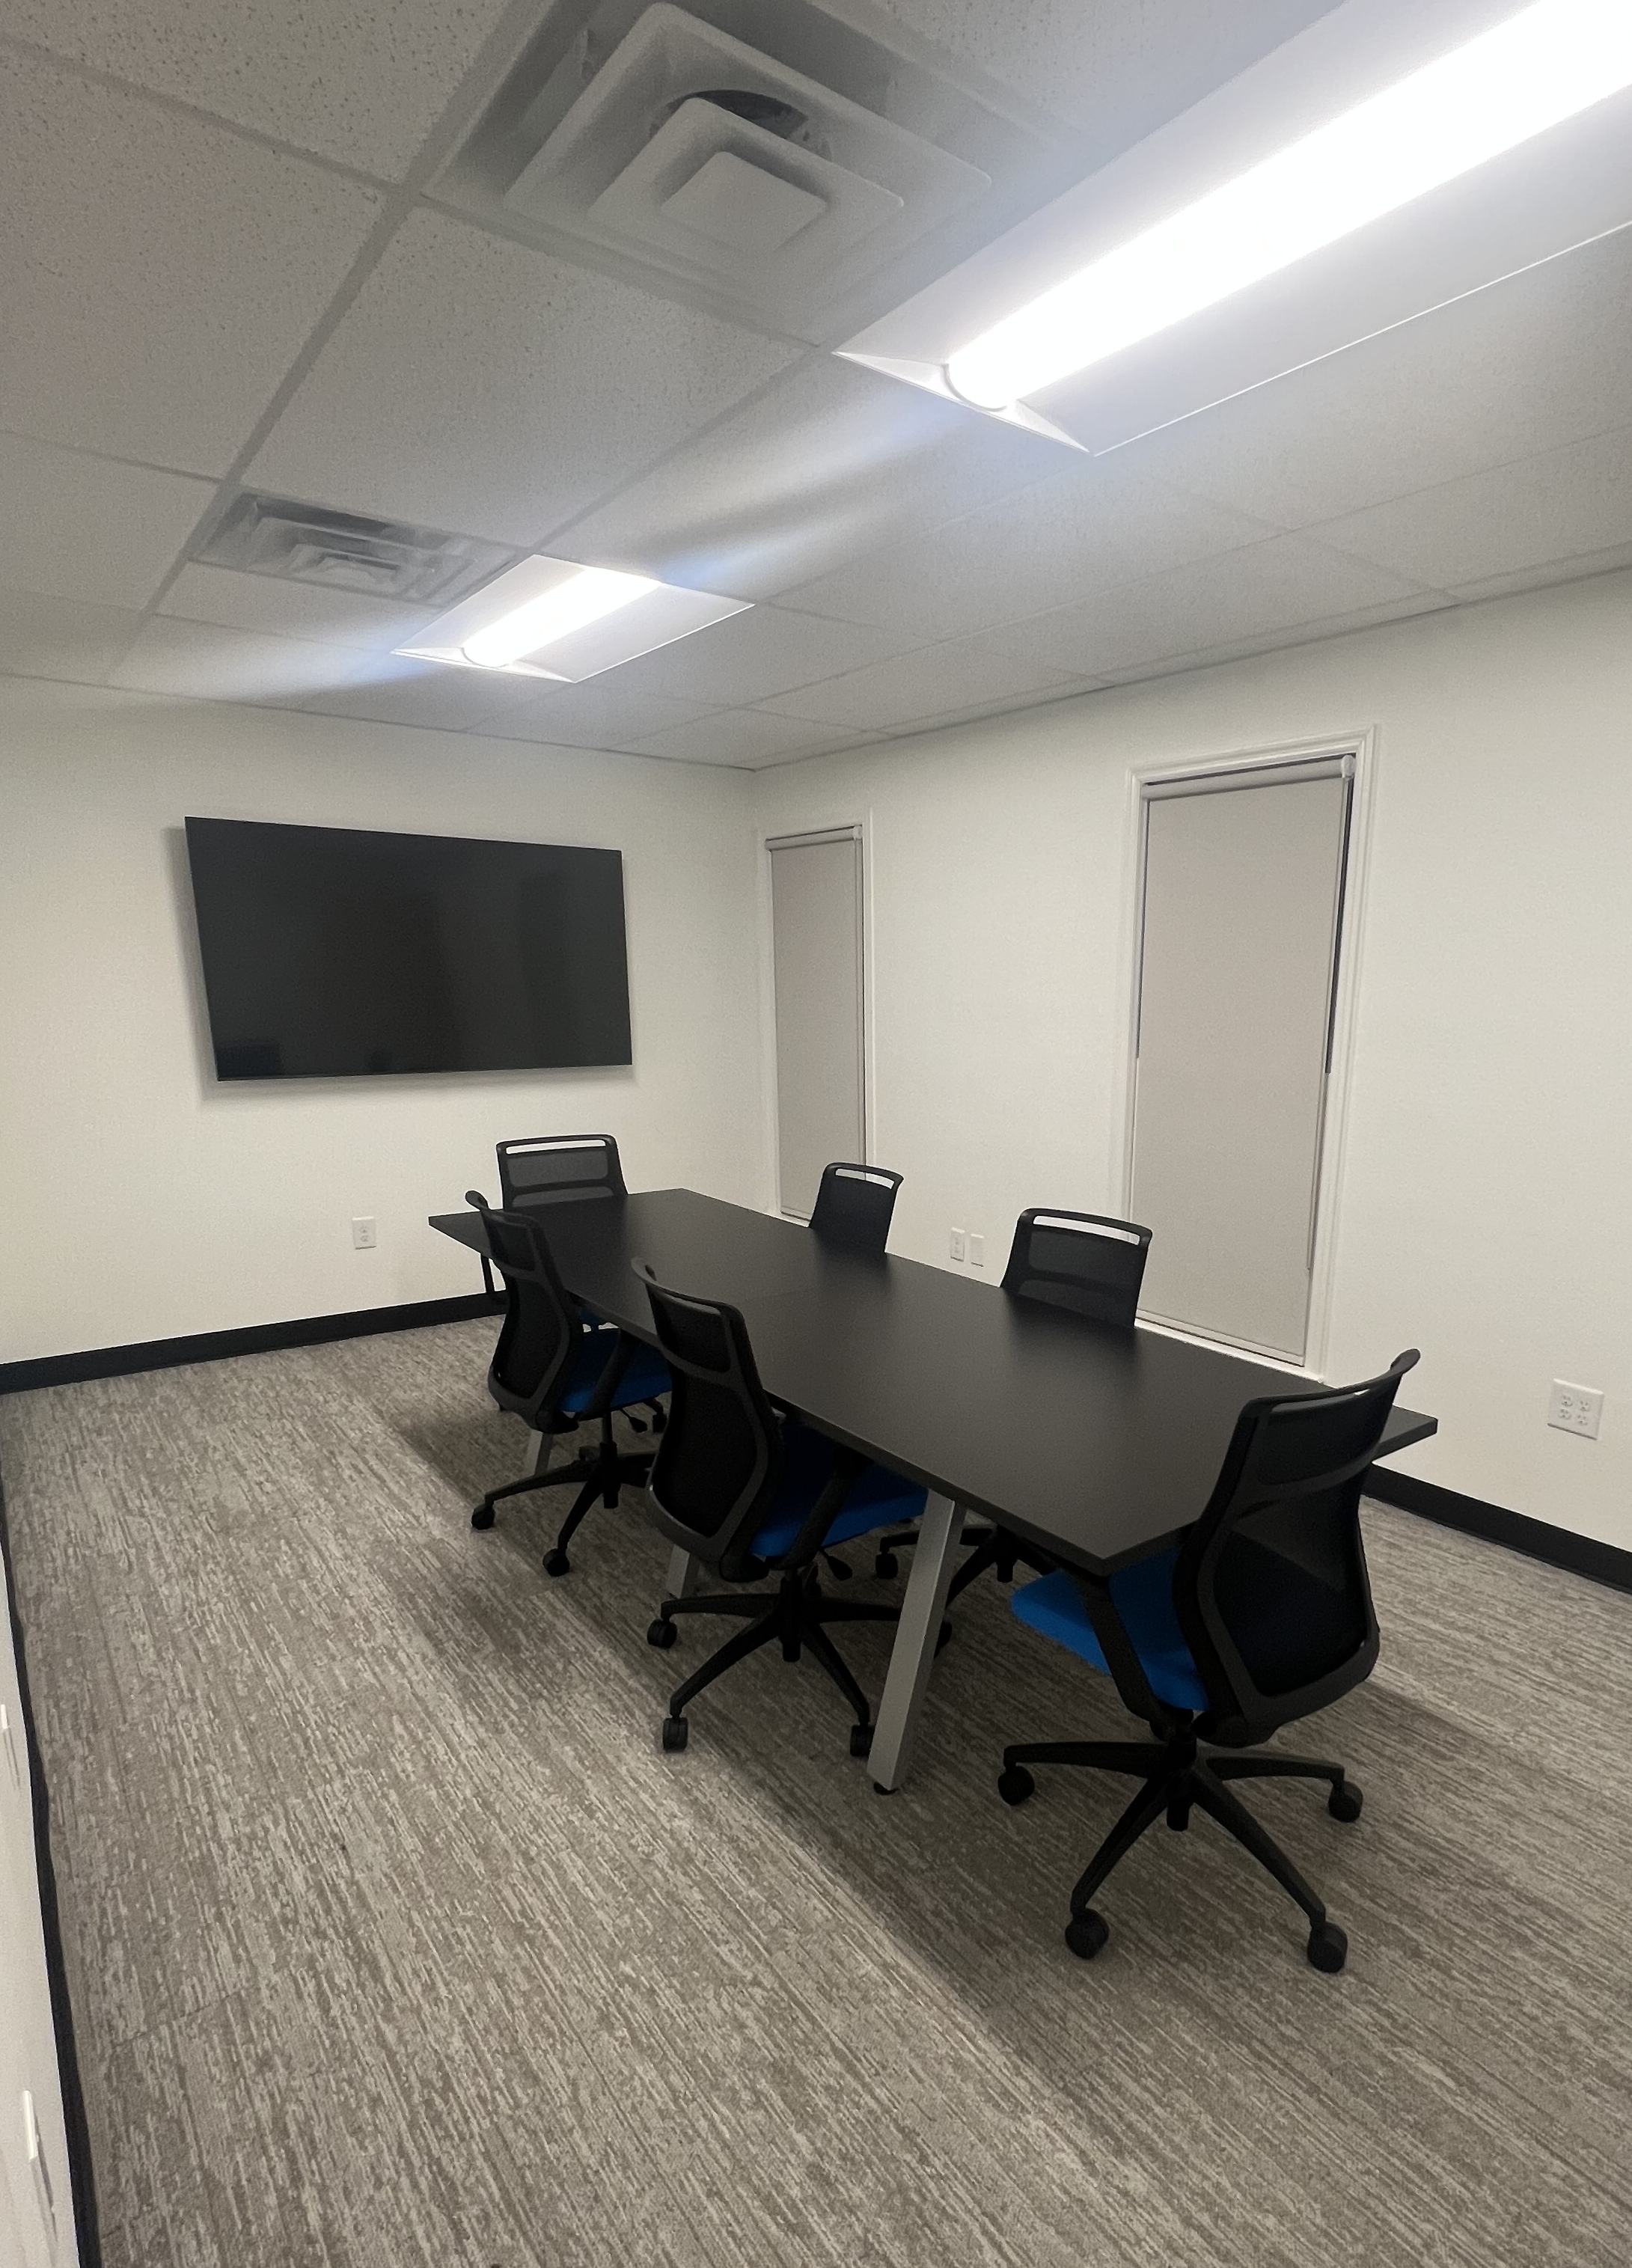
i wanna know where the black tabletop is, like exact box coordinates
[432,1189,1436,1577]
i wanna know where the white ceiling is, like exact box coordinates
[1,0,1630,770]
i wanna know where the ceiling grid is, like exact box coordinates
[0,0,1627,766]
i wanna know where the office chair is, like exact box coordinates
[492,1133,664,1430]
[636,1259,927,1757]
[874,1210,1152,1596]
[466,1193,670,1577]
[807,1161,903,1254]
[997,1348,1419,1973]
[496,1131,626,1208]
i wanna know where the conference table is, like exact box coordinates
[432,1188,1437,1791]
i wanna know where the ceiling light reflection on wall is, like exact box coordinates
[397,555,749,681]
[944,0,1632,412]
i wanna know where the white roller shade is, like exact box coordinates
[769,832,865,1221]
[1131,763,1350,1360]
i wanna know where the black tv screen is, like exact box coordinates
[185,817,632,1080]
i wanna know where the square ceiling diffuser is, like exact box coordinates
[659,149,827,255]
[395,554,749,680]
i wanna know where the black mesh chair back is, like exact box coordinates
[496,1134,626,1208]
[807,1162,903,1256]
[1176,1349,1419,1745]
[1001,1209,1153,1327]
[637,1262,783,1583]
[468,1190,578,1425]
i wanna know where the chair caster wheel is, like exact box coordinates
[1167,1798,1192,1832]
[849,1724,873,1759]
[997,1765,1035,1807]
[873,1551,899,1580]
[1065,1910,1110,1960]
[661,1715,688,1752]
[543,1547,570,1577]
[1328,1782,1363,1823]
[647,1619,677,1649]
[1306,1920,1348,1972]
[471,1504,496,1530]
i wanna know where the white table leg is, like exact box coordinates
[523,1428,553,1479]
[664,1546,700,1598]
[869,1493,965,1794]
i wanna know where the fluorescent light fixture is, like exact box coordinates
[397,555,750,682]
[946,0,1632,412]
[461,563,658,668]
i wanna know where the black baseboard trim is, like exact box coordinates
[1367,1468,1632,1595]
[1,1464,102,2267]
[0,1293,504,1397]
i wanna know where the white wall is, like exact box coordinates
[0,678,759,1363]
[6,571,1630,1550]
[751,570,1632,1554]
[1,1586,75,2268]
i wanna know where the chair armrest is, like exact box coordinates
[575,1329,635,1420]
[775,1443,870,1570]
[1069,1570,1190,1737]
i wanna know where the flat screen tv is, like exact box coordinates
[185,816,632,1080]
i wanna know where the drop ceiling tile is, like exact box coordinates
[611,605,919,707]
[7,1,520,180]
[1138,227,1632,531]
[109,616,385,704]
[0,587,144,685]
[487,681,716,753]
[759,628,1091,732]
[1311,427,1632,593]
[249,210,802,548]
[1092,592,1455,686]
[777,456,1277,642]
[1446,543,1632,605]
[739,731,881,772]
[624,709,847,768]
[160,563,435,651]
[867,0,1340,138]
[970,535,1429,679]
[295,658,537,733]
[0,52,382,472]
[0,434,214,608]
[555,355,1064,601]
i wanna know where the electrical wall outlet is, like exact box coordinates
[1,1702,18,1789]
[968,1233,985,1268]
[1547,1381,1603,1438]
[351,1217,377,1250]
[950,1228,966,1262]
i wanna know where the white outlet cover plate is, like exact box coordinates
[1547,1380,1604,1437]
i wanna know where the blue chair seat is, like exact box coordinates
[1011,1553,1208,1714]
[753,1421,926,1562]
[558,1330,672,1417]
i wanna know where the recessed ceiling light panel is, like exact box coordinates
[841,0,1632,451]
[397,555,750,681]
[945,0,1632,412]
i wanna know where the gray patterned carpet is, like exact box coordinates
[2,1319,1629,2268]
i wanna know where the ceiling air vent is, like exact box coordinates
[445,1,1054,337]
[194,493,514,606]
